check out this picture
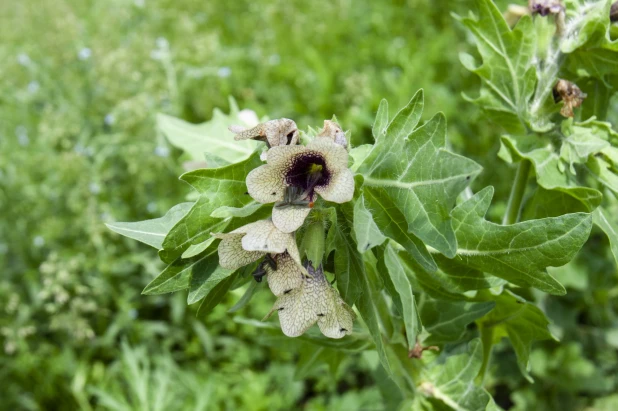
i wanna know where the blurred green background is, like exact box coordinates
[2,0,617,410]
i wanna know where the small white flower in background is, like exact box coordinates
[212,219,301,270]
[17,53,31,66]
[264,263,355,339]
[217,67,232,78]
[104,113,115,126]
[89,183,101,195]
[237,109,259,127]
[27,81,40,94]
[78,48,92,61]
[154,146,170,157]
[33,236,45,247]
[134,0,145,7]
[16,126,29,146]
[268,54,281,65]
[229,118,299,149]
[156,37,169,50]
[147,202,157,213]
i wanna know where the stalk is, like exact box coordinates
[502,160,531,225]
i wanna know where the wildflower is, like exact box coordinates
[212,220,300,270]
[264,263,355,338]
[553,79,587,118]
[265,252,307,296]
[528,0,563,16]
[246,137,354,231]
[229,118,299,148]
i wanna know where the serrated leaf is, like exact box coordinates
[353,195,387,253]
[161,152,263,260]
[522,186,601,220]
[447,186,591,295]
[418,339,498,411]
[157,97,261,162]
[560,119,610,174]
[480,291,555,381]
[106,202,193,249]
[359,91,482,258]
[384,242,421,349]
[420,300,495,345]
[460,0,536,133]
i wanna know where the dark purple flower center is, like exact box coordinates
[285,153,330,199]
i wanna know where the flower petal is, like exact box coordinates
[317,291,355,339]
[271,203,311,233]
[266,253,307,296]
[307,137,349,170]
[239,220,297,255]
[314,168,354,203]
[246,164,286,203]
[214,233,264,270]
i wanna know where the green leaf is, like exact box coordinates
[187,251,235,304]
[143,249,215,295]
[359,91,482,258]
[560,119,610,174]
[299,221,325,267]
[522,186,601,220]
[157,97,261,162]
[448,186,592,295]
[460,0,536,133]
[228,281,261,313]
[197,273,238,317]
[384,242,421,349]
[420,300,495,345]
[418,339,498,411]
[593,206,618,266]
[210,202,262,219]
[480,291,555,381]
[161,151,263,260]
[353,195,387,253]
[106,202,193,249]
[372,98,389,140]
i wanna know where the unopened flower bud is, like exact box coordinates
[553,79,587,118]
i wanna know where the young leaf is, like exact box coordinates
[593,206,618,266]
[359,91,482,258]
[460,0,536,133]
[106,202,193,249]
[417,339,499,411]
[353,195,387,253]
[157,97,260,163]
[143,250,214,295]
[187,251,235,304]
[479,291,555,382]
[384,242,421,349]
[372,99,389,140]
[447,186,592,295]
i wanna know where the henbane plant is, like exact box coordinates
[108,0,618,408]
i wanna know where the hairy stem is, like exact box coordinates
[503,160,531,225]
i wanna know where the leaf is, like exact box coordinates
[210,202,262,219]
[157,97,261,162]
[418,339,498,411]
[448,186,592,295]
[459,0,536,133]
[197,273,238,317]
[106,203,193,249]
[559,119,610,174]
[522,186,601,220]
[593,206,618,266]
[325,207,363,306]
[384,242,421,349]
[143,250,214,295]
[372,98,389,140]
[480,291,555,381]
[187,251,235,304]
[358,91,482,258]
[161,151,263,260]
[299,221,325,267]
[420,300,495,345]
[228,281,261,313]
[353,195,387,253]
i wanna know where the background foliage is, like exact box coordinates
[1,0,617,410]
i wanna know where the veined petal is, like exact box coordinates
[307,137,349,170]
[265,144,307,168]
[266,253,307,296]
[272,203,311,233]
[238,220,296,255]
[215,233,264,270]
[246,164,287,203]
[314,168,354,203]
[317,290,355,339]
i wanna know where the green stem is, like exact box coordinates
[476,324,494,385]
[502,160,531,225]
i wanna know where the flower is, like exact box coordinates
[265,252,307,296]
[264,263,355,338]
[212,220,300,270]
[246,137,354,232]
[229,118,299,148]
[318,120,348,149]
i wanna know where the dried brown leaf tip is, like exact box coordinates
[229,118,299,148]
[318,120,348,149]
[408,341,439,359]
[553,79,587,118]
[528,0,564,16]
